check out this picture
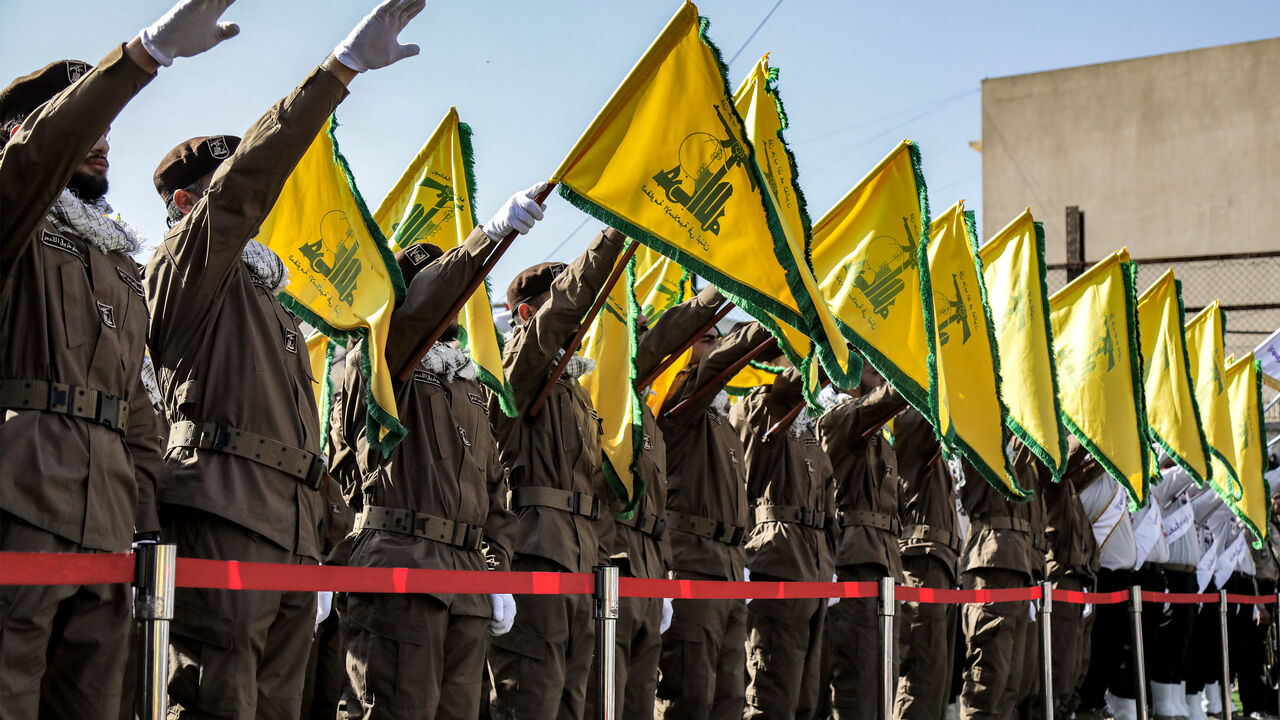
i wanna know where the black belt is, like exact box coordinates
[618,511,667,540]
[837,509,900,535]
[167,420,325,491]
[973,515,1032,534]
[902,523,962,553]
[666,511,746,546]
[0,378,130,433]
[356,506,485,551]
[507,486,601,521]
[754,504,826,529]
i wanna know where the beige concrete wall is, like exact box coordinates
[981,38,1280,263]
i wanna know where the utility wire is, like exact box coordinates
[727,0,785,66]
[541,216,592,262]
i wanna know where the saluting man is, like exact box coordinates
[487,227,625,720]
[144,2,426,717]
[0,1,239,716]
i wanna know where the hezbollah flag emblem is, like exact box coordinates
[372,108,516,416]
[1186,302,1243,503]
[921,202,1021,498]
[1049,249,1152,506]
[1224,354,1270,544]
[580,255,644,508]
[257,115,406,452]
[978,209,1067,479]
[810,140,932,418]
[551,2,855,403]
[1136,270,1211,486]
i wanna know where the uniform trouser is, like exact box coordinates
[1138,566,1197,687]
[586,594,663,720]
[957,567,1032,720]
[743,574,826,720]
[1185,582,1222,695]
[828,563,898,720]
[1014,584,1044,720]
[300,603,344,720]
[1049,575,1089,718]
[489,555,594,720]
[163,508,317,720]
[1078,567,1136,710]
[1227,573,1272,715]
[0,513,131,720]
[340,591,488,720]
[655,570,748,720]
[895,555,958,720]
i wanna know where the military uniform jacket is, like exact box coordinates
[606,293,720,581]
[0,45,164,552]
[896,407,960,581]
[1043,470,1095,580]
[145,66,349,561]
[490,230,624,573]
[731,368,835,583]
[818,383,906,580]
[958,444,1042,578]
[344,227,518,615]
[658,319,763,581]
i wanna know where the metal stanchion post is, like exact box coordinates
[1220,588,1233,720]
[1041,580,1054,720]
[593,565,620,720]
[878,577,895,720]
[1130,585,1148,720]
[133,543,176,720]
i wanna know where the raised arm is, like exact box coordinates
[660,320,772,426]
[635,284,724,381]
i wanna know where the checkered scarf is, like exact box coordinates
[48,189,143,255]
[419,342,476,383]
[241,238,289,293]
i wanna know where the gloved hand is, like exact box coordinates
[1028,600,1037,622]
[314,591,333,634]
[140,0,240,67]
[743,567,752,605]
[660,598,673,634]
[482,183,548,241]
[828,573,840,607]
[1083,602,1093,618]
[489,593,516,636]
[334,0,425,73]
[131,531,160,548]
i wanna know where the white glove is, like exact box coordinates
[140,0,240,67]
[660,598,673,634]
[489,593,516,636]
[743,567,752,605]
[1083,603,1093,618]
[828,573,840,607]
[482,183,548,241]
[1028,600,1037,623]
[314,591,333,634]
[334,0,425,73]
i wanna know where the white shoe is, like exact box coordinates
[1107,690,1139,720]
[1202,682,1223,715]
[1186,693,1208,720]
[1152,682,1190,719]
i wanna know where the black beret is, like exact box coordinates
[153,135,240,201]
[0,59,91,129]
[506,261,567,310]
[395,242,444,285]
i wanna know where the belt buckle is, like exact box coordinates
[729,525,746,546]
[795,507,811,526]
[95,392,120,431]
[304,455,325,492]
[461,524,484,550]
[571,492,599,521]
[207,423,231,452]
[651,516,667,540]
[48,383,71,414]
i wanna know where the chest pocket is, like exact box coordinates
[58,261,93,349]
[555,380,597,469]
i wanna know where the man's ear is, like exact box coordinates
[516,303,535,323]
[172,188,200,216]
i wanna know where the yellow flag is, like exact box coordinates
[732,54,857,394]
[305,331,334,441]
[810,140,932,418]
[551,2,856,404]
[1136,270,1211,486]
[580,255,643,508]
[727,360,784,397]
[922,203,1022,498]
[1049,250,1152,506]
[978,209,1067,479]
[1185,302,1242,502]
[646,346,691,416]
[256,115,405,452]
[371,108,516,417]
[1224,354,1270,544]
[633,243,694,416]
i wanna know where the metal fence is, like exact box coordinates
[1046,251,1280,436]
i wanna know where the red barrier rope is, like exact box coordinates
[2,553,1277,606]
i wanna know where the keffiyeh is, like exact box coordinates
[48,189,143,255]
[419,342,476,383]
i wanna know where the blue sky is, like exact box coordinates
[3,1,1277,296]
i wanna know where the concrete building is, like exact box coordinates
[981,37,1280,373]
